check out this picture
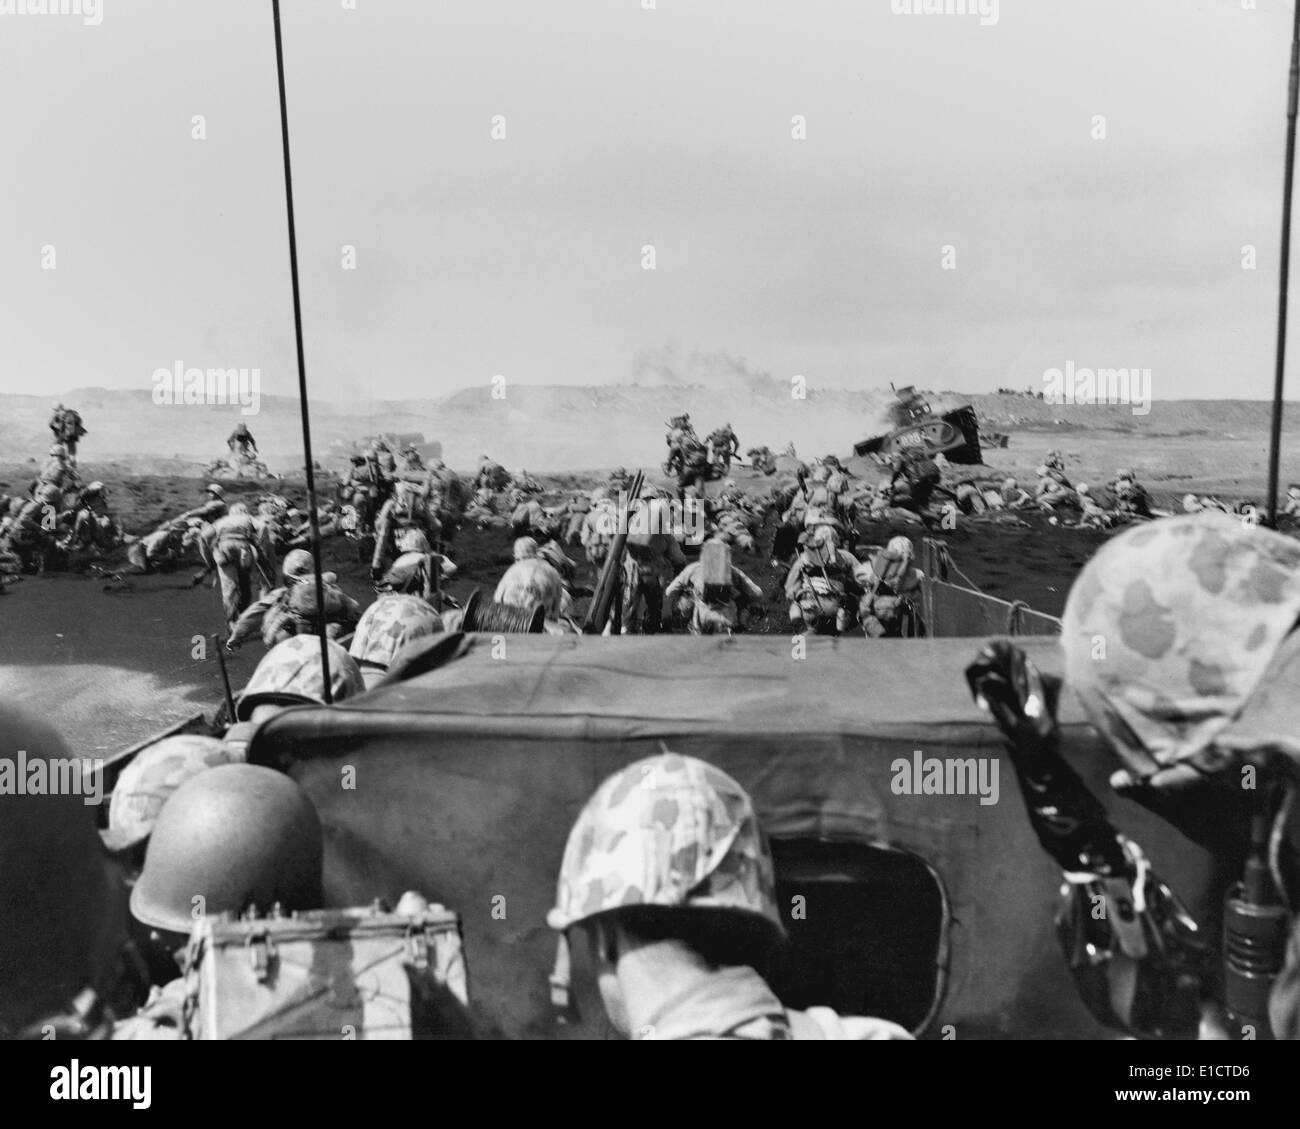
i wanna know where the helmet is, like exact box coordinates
[236,636,364,721]
[0,708,119,1034]
[513,536,539,560]
[1182,493,1200,512]
[84,481,105,495]
[396,528,431,554]
[1062,513,1300,782]
[1035,465,1051,478]
[205,483,225,499]
[547,752,783,938]
[129,765,323,935]
[590,487,609,504]
[281,548,314,585]
[287,575,349,620]
[1003,477,1017,489]
[101,734,238,853]
[1076,482,1089,495]
[885,535,913,561]
[348,595,443,668]
[1116,468,1135,481]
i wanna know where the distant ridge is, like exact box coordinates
[0,386,1294,472]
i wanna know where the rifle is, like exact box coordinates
[582,469,644,634]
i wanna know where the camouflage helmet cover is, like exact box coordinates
[348,594,443,668]
[101,734,240,852]
[1062,513,1300,779]
[547,752,783,937]
[236,636,364,720]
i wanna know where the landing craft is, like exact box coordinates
[854,385,985,465]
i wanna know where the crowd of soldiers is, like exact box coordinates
[9,505,1300,1041]
[0,404,126,582]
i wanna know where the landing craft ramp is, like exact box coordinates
[249,633,1216,1040]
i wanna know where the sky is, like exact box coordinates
[0,0,1296,407]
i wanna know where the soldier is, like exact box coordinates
[1073,484,1110,529]
[1285,484,1300,518]
[116,765,325,1038]
[201,501,275,632]
[36,442,80,496]
[888,449,944,518]
[494,554,570,623]
[266,572,363,645]
[234,634,365,723]
[227,422,258,460]
[580,488,619,571]
[665,531,764,635]
[49,403,87,461]
[547,752,913,1040]
[99,735,240,869]
[969,513,1300,1041]
[708,422,740,472]
[369,438,398,479]
[178,482,229,524]
[349,593,444,689]
[378,527,457,602]
[225,546,316,650]
[0,706,151,1040]
[475,455,508,492]
[999,476,1031,510]
[512,468,544,496]
[372,478,443,579]
[607,466,633,494]
[64,481,123,554]
[339,453,383,532]
[1034,463,1074,510]
[785,525,861,635]
[129,517,205,575]
[1111,468,1152,519]
[856,536,924,638]
[3,484,63,573]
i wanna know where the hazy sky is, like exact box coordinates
[1,0,1296,406]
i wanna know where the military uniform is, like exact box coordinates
[371,481,442,576]
[785,539,861,634]
[203,511,274,629]
[548,753,913,1042]
[665,556,764,635]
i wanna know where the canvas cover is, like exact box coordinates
[248,633,1226,1040]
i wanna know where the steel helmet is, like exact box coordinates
[886,535,913,561]
[281,548,314,585]
[1062,513,1300,782]
[101,734,239,853]
[348,594,443,668]
[1076,482,1090,495]
[1003,477,1017,489]
[129,765,323,935]
[84,481,105,496]
[513,536,540,560]
[0,708,120,1035]
[205,483,225,499]
[547,752,783,938]
[396,528,431,554]
[235,636,364,721]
